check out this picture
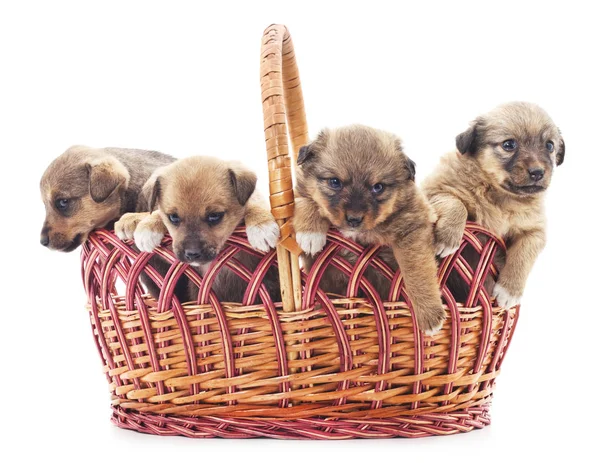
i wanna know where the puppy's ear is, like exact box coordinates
[147,177,161,211]
[229,165,257,206]
[139,167,167,211]
[405,157,416,181]
[297,129,330,165]
[556,133,565,166]
[455,122,479,155]
[297,145,314,165]
[395,138,416,181]
[87,158,130,203]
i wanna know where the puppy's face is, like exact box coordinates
[149,157,257,266]
[296,125,416,232]
[456,102,565,197]
[40,147,129,251]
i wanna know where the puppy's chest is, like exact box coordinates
[476,201,542,239]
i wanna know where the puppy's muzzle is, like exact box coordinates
[178,241,217,264]
[345,214,364,228]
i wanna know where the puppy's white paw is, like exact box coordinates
[436,243,460,258]
[246,221,280,252]
[296,231,327,256]
[424,324,444,337]
[134,227,164,253]
[492,283,521,308]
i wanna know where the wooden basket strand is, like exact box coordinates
[260,24,307,313]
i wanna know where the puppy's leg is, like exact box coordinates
[134,211,168,252]
[393,227,445,335]
[493,229,545,308]
[244,191,280,252]
[115,212,150,240]
[293,197,330,256]
[429,194,468,257]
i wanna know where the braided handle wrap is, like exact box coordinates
[260,25,308,312]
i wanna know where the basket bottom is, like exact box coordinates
[111,405,491,439]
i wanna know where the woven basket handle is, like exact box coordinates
[260,24,307,312]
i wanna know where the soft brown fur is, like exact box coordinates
[293,125,445,334]
[40,145,175,251]
[422,102,565,308]
[116,156,280,303]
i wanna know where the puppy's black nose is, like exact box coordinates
[345,215,363,228]
[528,168,545,182]
[40,235,50,247]
[184,249,202,261]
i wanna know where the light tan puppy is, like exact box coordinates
[293,125,445,334]
[423,102,565,308]
[115,156,280,302]
[40,145,175,251]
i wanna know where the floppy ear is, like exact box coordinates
[556,134,565,166]
[395,138,416,181]
[87,158,130,203]
[297,129,329,166]
[297,145,315,165]
[229,166,257,206]
[455,123,478,155]
[405,157,416,181]
[147,177,161,211]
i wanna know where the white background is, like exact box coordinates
[1,0,598,461]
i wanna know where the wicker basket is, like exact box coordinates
[81,24,519,439]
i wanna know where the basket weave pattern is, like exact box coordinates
[80,25,519,439]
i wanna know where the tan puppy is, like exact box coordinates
[115,156,280,302]
[422,102,565,308]
[293,125,445,334]
[40,145,175,251]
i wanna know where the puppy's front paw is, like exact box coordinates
[417,306,447,336]
[434,222,464,258]
[246,220,280,252]
[296,231,327,256]
[134,221,165,253]
[115,213,148,241]
[492,283,521,308]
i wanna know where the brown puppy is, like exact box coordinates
[422,102,565,308]
[293,125,445,334]
[115,156,280,302]
[40,145,175,251]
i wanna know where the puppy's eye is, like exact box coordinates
[371,183,385,195]
[207,212,224,225]
[546,141,555,152]
[55,198,69,211]
[502,139,517,151]
[328,178,342,190]
[168,213,181,225]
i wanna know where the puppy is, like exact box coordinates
[422,102,565,308]
[293,125,445,334]
[115,156,280,302]
[40,145,175,251]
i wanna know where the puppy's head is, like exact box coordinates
[148,156,256,266]
[296,125,416,232]
[40,146,130,251]
[455,102,565,196]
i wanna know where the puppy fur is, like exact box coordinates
[293,125,445,334]
[422,102,565,308]
[40,145,175,251]
[116,156,280,303]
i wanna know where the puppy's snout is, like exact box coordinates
[184,248,202,261]
[528,168,545,182]
[40,234,50,247]
[345,214,364,228]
